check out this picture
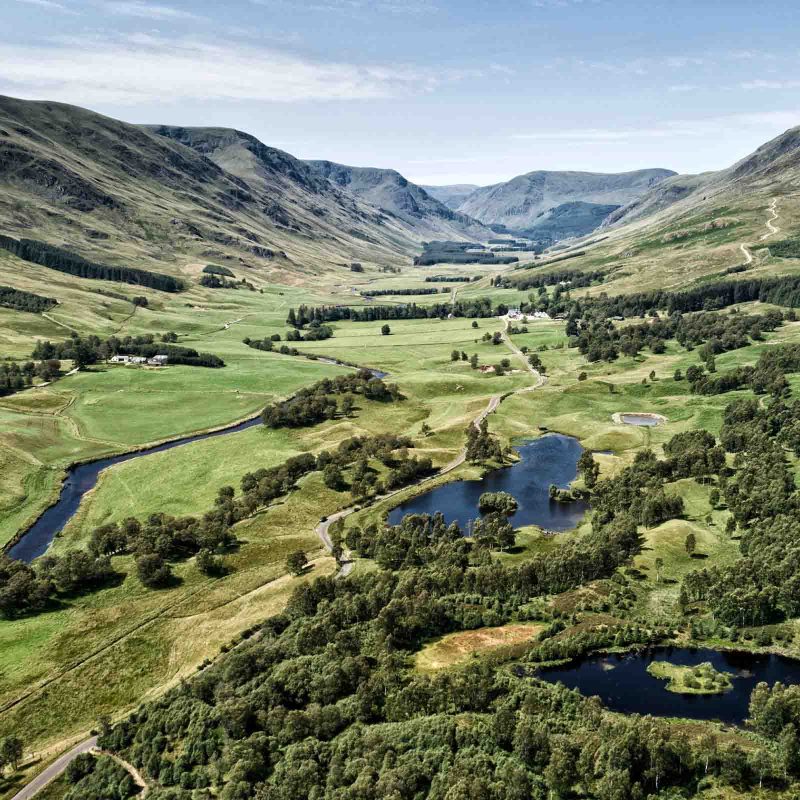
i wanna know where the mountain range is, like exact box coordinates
[0,93,798,290]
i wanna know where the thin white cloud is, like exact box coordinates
[531,0,600,7]
[14,0,73,10]
[741,79,800,90]
[251,0,438,14]
[512,111,800,142]
[0,34,465,106]
[102,1,204,20]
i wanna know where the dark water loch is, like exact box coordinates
[388,433,589,531]
[8,415,263,563]
[536,647,800,724]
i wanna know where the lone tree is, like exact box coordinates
[286,550,308,576]
[137,552,173,588]
[381,324,391,336]
[685,532,697,557]
[577,450,600,489]
[0,736,23,772]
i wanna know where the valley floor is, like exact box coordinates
[3,237,800,798]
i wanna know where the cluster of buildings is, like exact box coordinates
[506,309,552,321]
[109,354,169,366]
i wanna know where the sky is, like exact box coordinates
[4,0,800,186]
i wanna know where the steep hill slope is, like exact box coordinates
[421,183,481,210]
[525,126,800,298]
[305,160,491,240]
[0,96,446,292]
[607,125,800,229]
[458,168,676,235]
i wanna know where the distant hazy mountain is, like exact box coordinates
[305,161,491,240]
[457,169,676,236]
[421,184,481,210]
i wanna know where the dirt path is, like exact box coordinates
[760,197,780,240]
[315,318,546,576]
[739,198,780,263]
[102,751,148,794]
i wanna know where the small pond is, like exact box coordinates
[388,433,589,531]
[620,413,663,427]
[535,646,800,724]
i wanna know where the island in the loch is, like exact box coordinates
[647,660,734,695]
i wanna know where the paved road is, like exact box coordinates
[11,736,98,800]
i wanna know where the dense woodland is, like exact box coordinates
[261,371,400,429]
[0,236,183,293]
[32,333,225,369]
[567,273,800,320]
[496,268,606,293]
[0,285,57,313]
[572,307,784,363]
[414,241,518,266]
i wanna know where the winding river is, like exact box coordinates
[9,414,264,563]
[9,363,388,563]
[535,646,800,724]
[388,433,589,531]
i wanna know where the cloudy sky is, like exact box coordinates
[4,0,800,185]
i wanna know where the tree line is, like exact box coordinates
[425,275,477,283]
[0,359,61,398]
[0,236,184,293]
[287,297,510,326]
[574,307,784,363]
[362,287,446,296]
[496,268,606,293]
[686,341,800,397]
[33,332,225,369]
[0,285,57,313]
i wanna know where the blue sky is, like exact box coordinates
[4,0,800,185]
